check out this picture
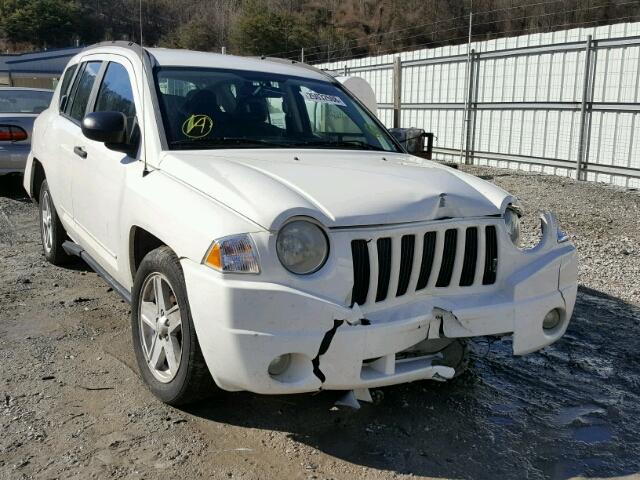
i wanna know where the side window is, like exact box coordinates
[67,61,101,122]
[94,62,136,134]
[266,97,286,129]
[58,64,78,111]
[158,77,196,97]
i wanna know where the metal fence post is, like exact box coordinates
[464,49,477,165]
[393,56,402,128]
[576,35,593,181]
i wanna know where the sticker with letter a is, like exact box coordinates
[182,114,213,138]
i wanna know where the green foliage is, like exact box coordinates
[230,0,316,56]
[1,0,81,48]
[1,0,635,57]
[164,19,221,51]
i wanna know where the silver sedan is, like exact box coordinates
[0,87,53,175]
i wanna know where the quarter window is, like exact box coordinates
[67,61,101,122]
[58,64,78,111]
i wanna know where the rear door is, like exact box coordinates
[37,61,95,226]
[71,56,140,272]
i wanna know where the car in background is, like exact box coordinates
[0,87,53,175]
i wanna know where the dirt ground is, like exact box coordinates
[1,166,639,480]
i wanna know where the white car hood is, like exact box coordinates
[158,150,514,230]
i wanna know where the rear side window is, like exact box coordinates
[0,89,52,114]
[59,65,78,98]
[58,64,78,112]
[67,61,101,122]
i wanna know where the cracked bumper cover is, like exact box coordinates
[181,234,577,394]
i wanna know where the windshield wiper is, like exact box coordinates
[294,139,386,151]
[170,137,291,148]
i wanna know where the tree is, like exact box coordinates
[1,0,81,48]
[230,0,316,56]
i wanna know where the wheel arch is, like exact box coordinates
[129,226,171,282]
[30,158,46,203]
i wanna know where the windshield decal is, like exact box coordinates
[182,114,214,138]
[302,91,346,107]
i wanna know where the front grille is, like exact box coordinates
[350,223,499,307]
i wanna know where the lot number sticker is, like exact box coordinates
[182,114,214,138]
[303,91,346,107]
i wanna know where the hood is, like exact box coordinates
[158,150,513,230]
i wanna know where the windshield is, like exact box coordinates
[0,89,52,114]
[154,67,400,152]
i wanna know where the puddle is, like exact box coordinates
[553,405,606,426]
[572,425,613,444]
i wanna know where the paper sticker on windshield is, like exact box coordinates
[302,91,346,107]
[182,114,213,138]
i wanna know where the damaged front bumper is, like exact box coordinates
[181,214,577,394]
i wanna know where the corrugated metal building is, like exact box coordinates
[0,47,83,89]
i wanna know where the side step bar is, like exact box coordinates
[62,240,132,304]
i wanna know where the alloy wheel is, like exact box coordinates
[138,272,183,383]
[41,191,53,253]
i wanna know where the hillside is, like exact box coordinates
[1,0,638,60]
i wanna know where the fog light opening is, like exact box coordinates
[268,354,292,377]
[543,309,562,331]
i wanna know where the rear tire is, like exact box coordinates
[39,179,71,265]
[131,246,217,405]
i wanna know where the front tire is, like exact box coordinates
[131,246,216,405]
[39,179,71,265]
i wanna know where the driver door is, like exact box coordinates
[71,56,140,274]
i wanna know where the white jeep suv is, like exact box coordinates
[24,42,577,405]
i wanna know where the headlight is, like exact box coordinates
[204,234,260,274]
[504,206,521,246]
[276,220,329,275]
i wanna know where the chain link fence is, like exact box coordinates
[317,22,640,188]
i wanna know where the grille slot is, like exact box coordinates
[482,225,498,285]
[436,229,458,287]
[350,240,370,306]
[459,227,478,286]
[396,235,415,297]
[349,222,499,307]
[416,231,437,290]
[376,237,392,302]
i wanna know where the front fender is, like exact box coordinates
[118,167,264,290]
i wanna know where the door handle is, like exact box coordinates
[74,146,87,158]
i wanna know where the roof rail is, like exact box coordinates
[253,56,337,81]
[84,40,143,53]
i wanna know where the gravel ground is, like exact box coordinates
[1,166,639,480]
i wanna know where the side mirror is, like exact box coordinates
[81,111,136,155]
[388,127,425,155]
[82,111,127,143]
[59,94,68,111]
